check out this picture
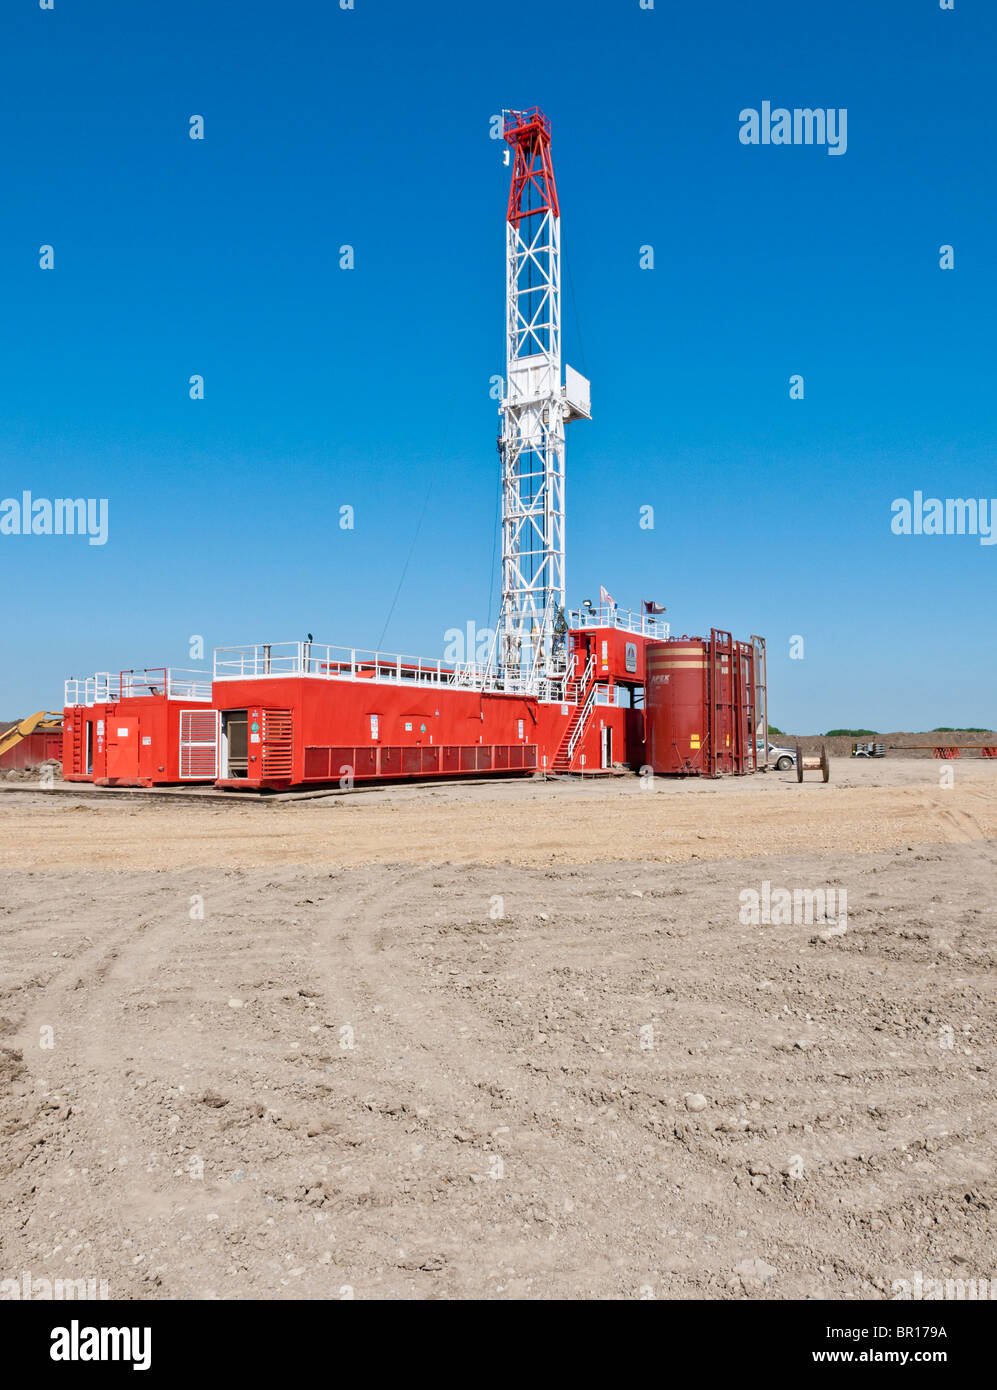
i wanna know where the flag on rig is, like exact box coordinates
[599,585,616,608]
[642,599,667,615]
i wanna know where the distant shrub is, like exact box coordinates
[768,724,786,736]
[825,728,878,737]
[931,727,994,733]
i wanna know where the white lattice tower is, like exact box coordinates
[498,108,589,683]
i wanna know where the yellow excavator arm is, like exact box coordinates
[0,711,63,759]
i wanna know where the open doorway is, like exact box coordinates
[221,710,249,778]
[601,724,612,769]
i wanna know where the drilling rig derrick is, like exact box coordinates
[497,107,590,687]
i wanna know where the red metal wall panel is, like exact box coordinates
[61,698,216,786]
[212,676,546,788]
[0,730,62,772]
[570,626,656,684]
[209,669,641,788]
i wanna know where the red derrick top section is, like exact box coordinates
[503,107,560,224]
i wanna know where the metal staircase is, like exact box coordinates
[551,656,598,771]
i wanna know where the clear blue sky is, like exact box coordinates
[1,0,994,731]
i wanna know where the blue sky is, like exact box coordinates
[1,0,994,730]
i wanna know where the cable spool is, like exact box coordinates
[796,744,830,783]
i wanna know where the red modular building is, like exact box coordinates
[62,669,216,786]
[208,609,662,790]
[56,621,766,791]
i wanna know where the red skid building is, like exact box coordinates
[208,611,661,795]
[58,618,768,790]
[209,609,661,790]
[62,669,216,787]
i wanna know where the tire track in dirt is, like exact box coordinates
[2,836,995,1299]
[292,855,991,1297]
[0,871,348,1296]
[301,865,623,1296]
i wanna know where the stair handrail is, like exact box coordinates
[568,652,595,702]
[566,679,601,762]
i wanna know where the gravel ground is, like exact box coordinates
[0,760,995,1300]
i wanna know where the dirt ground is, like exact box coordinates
[1,759,995,1300]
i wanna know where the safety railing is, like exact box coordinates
[125,669,212,700]
[566,653,595,703]
[214,641,484,685]
[213,639,581,704]
[567,681,608,762]
[503,107,551,139]
[567,606,668,638]
[63,668,212,707]
[64,672,118,707]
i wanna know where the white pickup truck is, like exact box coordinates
[756,740,797,771]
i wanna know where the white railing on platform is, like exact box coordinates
[213,615,666,704]
[173,671,212,700]
[130,670,212,700]
[214,641,476,684]
[213,639,578,702]
[63,668,212,707]
[63,671,117,707]
[566,653,595,703]
[567,605,668,638]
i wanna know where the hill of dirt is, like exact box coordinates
[783,731,996,759]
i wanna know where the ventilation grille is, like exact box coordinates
[301,743,536,782]
[261,709,293,778]
[179,709,219,780]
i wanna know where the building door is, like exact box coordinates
[85,721,93,774]
[106,717,139,780]
[221,711,249,778]
[601,724,612,769]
